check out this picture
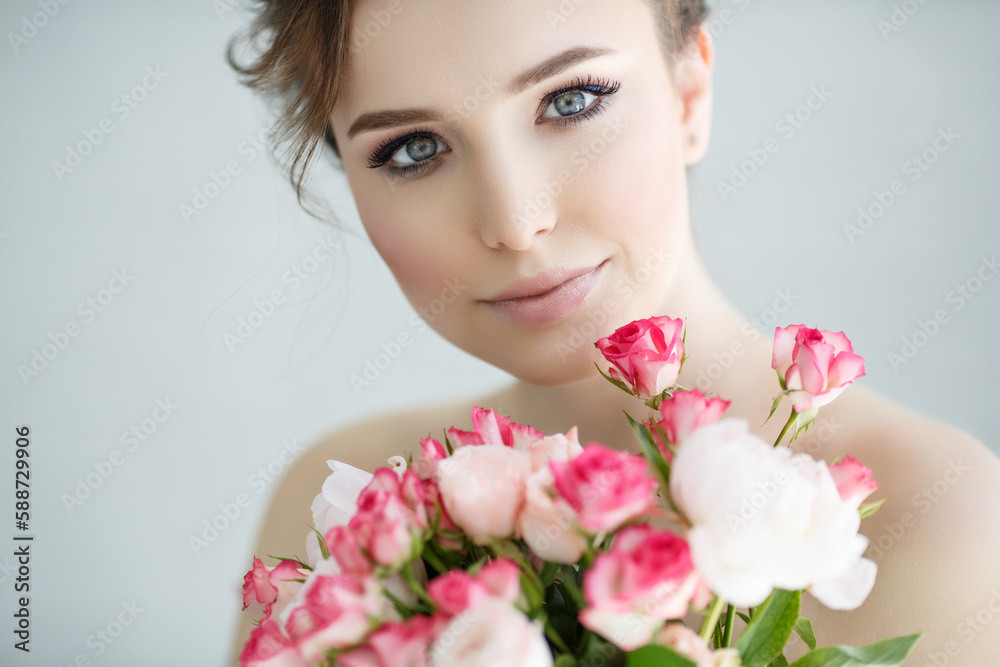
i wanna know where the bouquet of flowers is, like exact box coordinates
[239,317,920,666]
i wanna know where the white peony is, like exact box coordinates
[669,419,876,608]
[305,460,373,567]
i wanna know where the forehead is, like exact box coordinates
[335,0,660,117]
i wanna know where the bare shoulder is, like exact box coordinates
[795,386,1000,662]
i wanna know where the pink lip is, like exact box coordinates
[482,261,607,327]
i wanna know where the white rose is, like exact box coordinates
[669,419,875,608]
[305,460,373,566]
[429,598,553,667]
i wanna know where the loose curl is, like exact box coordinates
[227,0,708,222]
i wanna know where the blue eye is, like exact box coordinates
[367,75,621,180]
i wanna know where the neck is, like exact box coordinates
[487,249,783,449]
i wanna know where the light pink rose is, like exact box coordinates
[446,407,543,449]
[550,444,657,534]
[429,598,553,667]
[772,325,866,412]
[828,456,879,508]
[519,467,588,564]
[306,460,373,567]
[435,444,532,544]
[364,615,446,667]
[580,526,708,650]
[655,625,741,667]
[651,390,731,455]
[240,620,306,667]
[520,427,585,473]
[243,557,308,624]
[669,419,876,609]
[474,558,522,603]
[596,316,685,399]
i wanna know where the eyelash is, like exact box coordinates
[366,75,622,180]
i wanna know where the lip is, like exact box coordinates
[481,260,607,327]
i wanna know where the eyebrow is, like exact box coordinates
[346,46,616,141]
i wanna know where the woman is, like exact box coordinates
[229,0,1000,661]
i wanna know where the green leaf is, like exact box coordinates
[736,611,752,625]
[769,655,789,667]
[764,392,785,425]
[626,412,672,494]
[788,634,921,667]
[626,644,697,667]
[554,656,579,667]
[858,498,887,519]
[541,560,561,587]
[737,589,801,667]
[794,617,817,651]
[310,528,330,561]
[595,364,636,397]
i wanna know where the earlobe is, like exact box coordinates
[677,27,714,166]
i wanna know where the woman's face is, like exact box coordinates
[330,0,712,385]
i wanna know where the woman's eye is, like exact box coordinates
[389,135,449,166]
[541,89,599,119]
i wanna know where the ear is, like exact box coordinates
[674,28,714,166]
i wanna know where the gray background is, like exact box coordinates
[1,1,997,665]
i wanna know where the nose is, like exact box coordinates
[471,139,557,251]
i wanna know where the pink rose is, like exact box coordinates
[324,526,370,578]
[243,558,307,623]
[580,526,708,651]
[596,316,685,399]
[427,559,521,616]
[427,571,493,616]
[435,444,532,543]
[416,437,447,480]
[240,620,305,667]
[550,444,657,534]
[349,468,430,570]
[650,390,731,457]
[283,574,389,662]
[446,407,543,449]
[772,325,866,412]
[519,467,588,564]
[828,456,879,508]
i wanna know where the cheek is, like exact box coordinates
[575,109,689,247]
[355,193,453,305]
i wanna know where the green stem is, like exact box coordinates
[559,566,587,610]
[698,595,727,643]
[401,565,434,608]
[421,548,448,576]
[774,409,798,447]
[722,604,736,647]
[544,621,573,655]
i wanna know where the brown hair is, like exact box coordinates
[227,0,708,221]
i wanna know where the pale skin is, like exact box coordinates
[232,1,1000,663]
